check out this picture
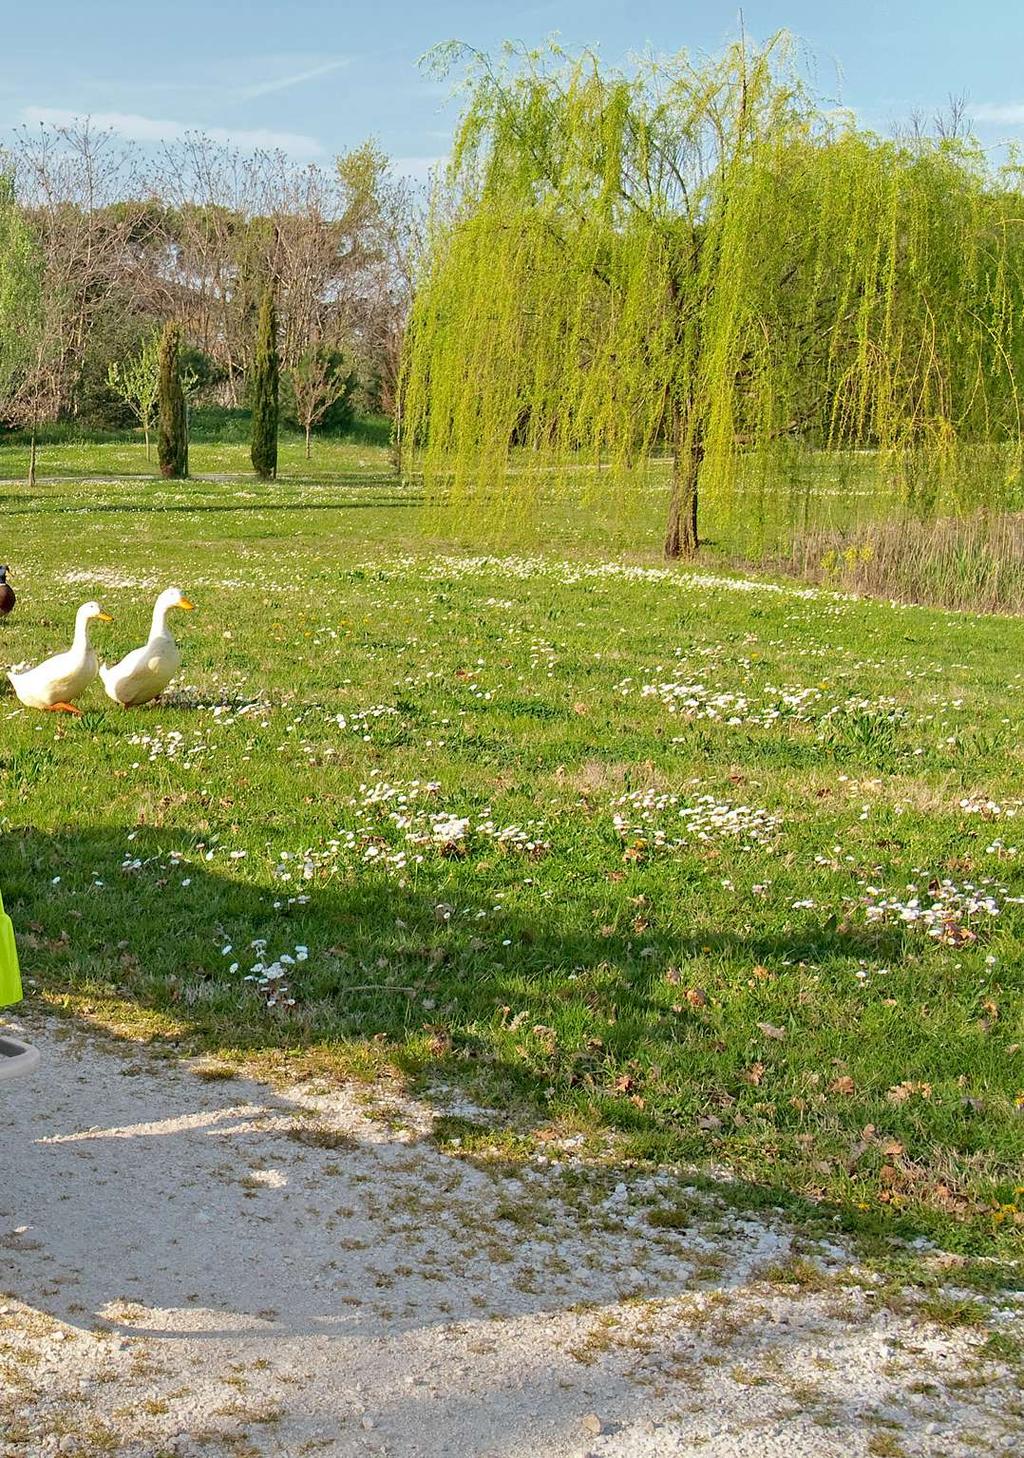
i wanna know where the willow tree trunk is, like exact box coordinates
[665,405,702,558]
[663,264,702,558]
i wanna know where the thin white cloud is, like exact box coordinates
[970,102,1024,124]
[22,106,324,157]
[238,58,349,101]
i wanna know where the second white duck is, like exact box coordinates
[100,587,195,708]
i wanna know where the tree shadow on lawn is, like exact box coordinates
[2,822,971,1256]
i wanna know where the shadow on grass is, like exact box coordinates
[0,480,414,510]
[4,820,1001,1271]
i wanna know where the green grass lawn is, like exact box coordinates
[2,435,1023,1265]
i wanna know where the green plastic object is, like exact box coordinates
[0,890,22,1009]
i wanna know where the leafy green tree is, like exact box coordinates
[284,345,355,457]
[0,174,42,403]
[0,171,46,481]
[402,36,1024,556]
[107,331,161,458]
[157,322,188,479]
[250,286,279,480]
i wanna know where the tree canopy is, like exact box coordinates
[1,127,418,430]
[402,34,1024,554]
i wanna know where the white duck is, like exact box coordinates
[99,587,194,708]
[7,600,112,713]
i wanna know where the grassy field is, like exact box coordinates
[2,434,1023,1270]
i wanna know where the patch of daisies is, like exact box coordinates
[610,788,783,854]
[126,727,216,768]
[219,936,308,1009]
[271,776,551,886]
[617,667,916,744]
[859,874,1022,947]
[617,674,825,729]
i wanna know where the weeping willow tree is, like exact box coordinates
[402,34,1024,555]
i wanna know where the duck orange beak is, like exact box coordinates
[97,612,113,623]
[178,597,195,611]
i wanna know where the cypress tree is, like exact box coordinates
[250,286,279,480]
[157,322,188,479]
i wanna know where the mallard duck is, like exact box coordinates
[7,600,112,713]
[0,567,14,616]
[99,587,194,708]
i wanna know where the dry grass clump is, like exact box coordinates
[776,511,1024,614]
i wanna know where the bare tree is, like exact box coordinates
[2,123,421,437]
[107,329,160,457]
[12,341,61,486]
[358,168,424,420]
[287,344,353,457]
[10,122,157,417]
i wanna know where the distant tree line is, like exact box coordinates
[0,125,421,448]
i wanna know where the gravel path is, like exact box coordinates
[2,1016,1021,1457]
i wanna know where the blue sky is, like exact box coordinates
[4,1,1024,174]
